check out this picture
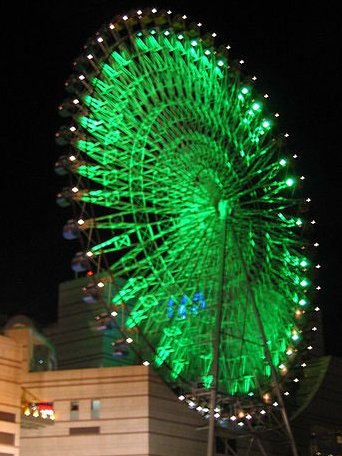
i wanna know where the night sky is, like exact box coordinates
[2,1,341,357]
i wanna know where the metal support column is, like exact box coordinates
[207,201,228,456]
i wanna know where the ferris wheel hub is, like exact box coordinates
[218,200,229,219]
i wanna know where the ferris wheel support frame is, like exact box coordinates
[205,203,299,456]
[232,221,299,456]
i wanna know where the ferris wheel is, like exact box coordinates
[55,7,320,455]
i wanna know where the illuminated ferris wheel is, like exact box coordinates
[55,7,319,455]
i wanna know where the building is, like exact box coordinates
[0,316,208,456]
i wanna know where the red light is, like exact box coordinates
[87,270,94,276]
[37,402,54,411]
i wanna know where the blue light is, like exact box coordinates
[178,304,187,318]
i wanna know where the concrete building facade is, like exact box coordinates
[0,323,207,456]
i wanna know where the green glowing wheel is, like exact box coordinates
[56,8,317,436]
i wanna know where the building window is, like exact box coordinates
[91,399,100,419]
[70,401,79,420]
[69,426,100,435]
[0,432,15,445]
[0,411,15,423]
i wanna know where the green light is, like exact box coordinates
[57,14,313,398]
[299,299,307,306]
[202,375,213,388]
[286,178,295,187]
[300,259,309,268]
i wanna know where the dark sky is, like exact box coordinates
[1,1,341,357]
